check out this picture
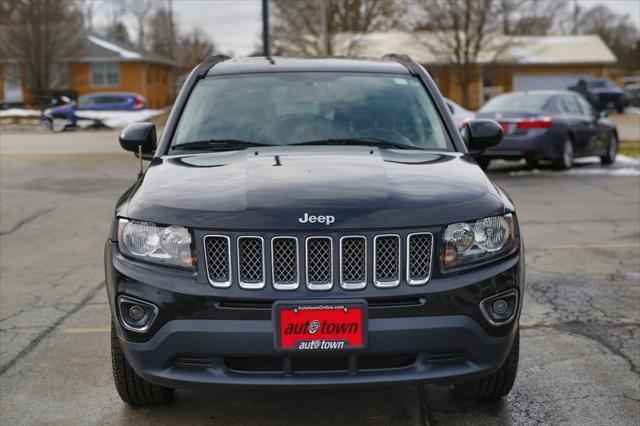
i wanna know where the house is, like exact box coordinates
[335,33,617,110]
[0,34,176,108]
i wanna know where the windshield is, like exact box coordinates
[480,93,552,113]
[171,72,451,151]
[588,80,614,89]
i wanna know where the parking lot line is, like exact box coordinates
[62,327,110,334]
[532,243,639,250]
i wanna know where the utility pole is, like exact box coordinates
[168,0,177,101]
[319,0,330,55]
[262,0,270,57]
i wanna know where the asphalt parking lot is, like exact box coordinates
[0,129,639,425]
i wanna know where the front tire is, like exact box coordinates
[553,136,574,170]
[111,322,174,406]
[455,331,519,403]
[600,133,618,165]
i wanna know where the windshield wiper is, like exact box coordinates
[172,139,270,152]
[289,138,419,150]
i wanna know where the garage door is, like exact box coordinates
[513,73,593,91]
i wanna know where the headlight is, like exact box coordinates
[442,213,515,270]
[117,219,194,269]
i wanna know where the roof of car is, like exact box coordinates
[499,90,578,97]
[80,92,140,98]
[206,56,411,76]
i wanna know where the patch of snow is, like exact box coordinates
[88,35,142,59]
[616,155,640,165]
[509,167,639,177]
[624,106,640,115]
[0,108,41,118]
[620,271,640,280]
[511,35,596,45]
[74,108,167,128]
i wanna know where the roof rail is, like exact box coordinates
[382,53,420,75]
[194,54,231,78]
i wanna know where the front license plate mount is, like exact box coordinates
[273,300,367,352]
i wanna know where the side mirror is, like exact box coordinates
[462,119,503,153]
[119,122,156,159]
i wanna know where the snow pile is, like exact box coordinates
[88,35,142,59]
[74,108,168,128]
[0,108,42,118]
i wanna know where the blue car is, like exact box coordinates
[43,92,146,131]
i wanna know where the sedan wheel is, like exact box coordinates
[600,133,618,165]
[554,136,574,170]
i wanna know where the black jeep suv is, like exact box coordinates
[106,55,523,406]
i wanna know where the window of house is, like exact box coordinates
[91,63,119,86]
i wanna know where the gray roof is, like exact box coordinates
[77,34,177,66]
[334,33,617,66]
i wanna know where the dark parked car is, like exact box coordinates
[107,55,523,406]
[475,90,618,170]
[42,92,146,131]
[570,78,627,113]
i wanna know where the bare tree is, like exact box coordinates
[177,28,215,74]
[149,5,177,58]
[0,0,86,97]
[79,0,103,32]
[496,0,569,35]
[124,0,154,49]
[414,0,501,108]
[270,0,407,56]
[104,21,131,45]
[577,5,640,72]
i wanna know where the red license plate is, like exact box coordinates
[273,301,367,352]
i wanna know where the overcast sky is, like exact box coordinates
[97,0,640,57]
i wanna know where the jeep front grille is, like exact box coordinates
[305,237,333,290]
[203,232,433,291]
[203,235,231,288]
[407,233,433,285]
[340,236,366,289]
[374,235,400,287]
[271,237,299,290]
[237,236,265,289]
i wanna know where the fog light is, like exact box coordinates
[492,299,508,315]
[117,295,158,333]
[479,289,518,326]
[128,305,145,321]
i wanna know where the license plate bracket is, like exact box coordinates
[273,300,367,352]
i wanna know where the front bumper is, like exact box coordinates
[120,315,516,389]
[106,238,523,389]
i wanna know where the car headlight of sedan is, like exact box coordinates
[442,214,515,270]
[117,219,194,269]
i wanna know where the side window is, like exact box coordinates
[559,96,581,115]
[575,95,595,117]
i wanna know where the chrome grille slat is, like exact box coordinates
[340,236,367,290]
[306,237,333,290]
[204,235,231,288]
[407,233,433,285]
[271,237,299,290]
[374,235,400,288]
[237,236,265,289]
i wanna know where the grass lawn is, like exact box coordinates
[620,139,640,158]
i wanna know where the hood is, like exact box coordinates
[123,146,508,230]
